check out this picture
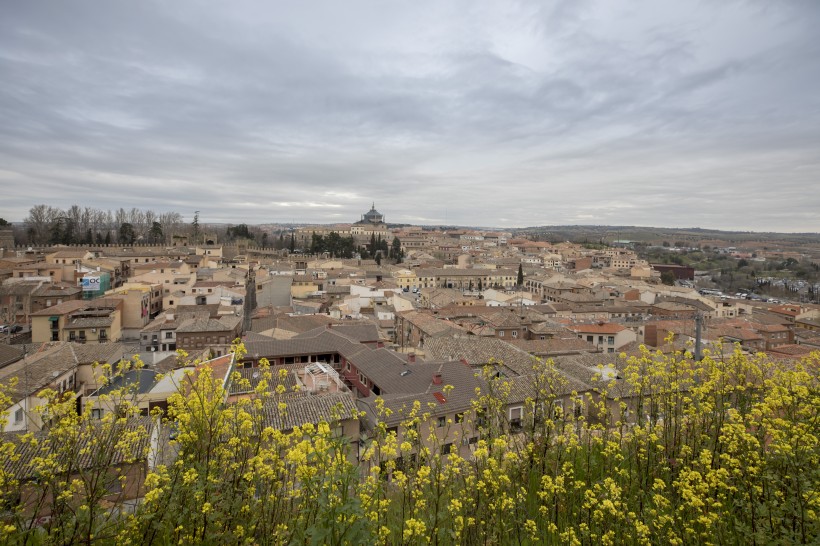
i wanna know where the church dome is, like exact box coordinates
[361,203,384,224]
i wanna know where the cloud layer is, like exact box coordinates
[2,0,819,231]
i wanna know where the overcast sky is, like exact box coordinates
[1,1,819,232]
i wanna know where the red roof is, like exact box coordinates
[769,305,800,317]
[569,323,626,334]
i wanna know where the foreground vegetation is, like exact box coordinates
[1,344,818,545]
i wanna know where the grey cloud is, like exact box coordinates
[1,0,819,231]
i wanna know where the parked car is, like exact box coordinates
[10,325,23,334]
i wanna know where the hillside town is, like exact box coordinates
[1,205,819,516]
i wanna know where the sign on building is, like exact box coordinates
[81,276,101,292]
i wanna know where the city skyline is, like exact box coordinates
[2,1,819,232]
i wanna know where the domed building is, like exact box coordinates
[351,203,389,238]
[360,203,384,224]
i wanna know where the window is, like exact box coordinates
[551,400,564,420]
[166,332,173,339]
[574,397,583,418]
[476,409,487,427]
[437,416,446,428]
[455,412,464,423]
[105,471,123,495]
[608,336,615,345]
[92,409,102,420]
[587,335,593,342]
[440,443,453,455]
[499,331,504,337]
[511,330,518,338]
[14,408,23,423]
[509,406,523,431]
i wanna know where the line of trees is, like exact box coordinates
[360,234,404,264]
[309,232,358,259]
[21,205,183,245]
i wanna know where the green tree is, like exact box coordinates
[310,232,324,254]
[391,237,401,260]
[326,232,343,257]
[149,221,163,243]
[191,210,200,244]
[49,218,64,245]
[375,252,382,266]
[119,222,136,244]
[227,224,251,240]
[517,264,524,286]
[0,218,10,227]
[661,270,676,285]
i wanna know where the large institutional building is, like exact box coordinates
[295,203,390,245]
[351,203,388,237]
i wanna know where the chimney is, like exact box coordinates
[326,323,332,329]
[407,353,416,364]
[432,372,443,385]
[377,341,384,349]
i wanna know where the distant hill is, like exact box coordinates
[512,225,820,247]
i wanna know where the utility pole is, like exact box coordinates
[694,312,703,361]
[23,344,29,433]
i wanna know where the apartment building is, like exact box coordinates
[31,298,124,344]
[569,323,637,353]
